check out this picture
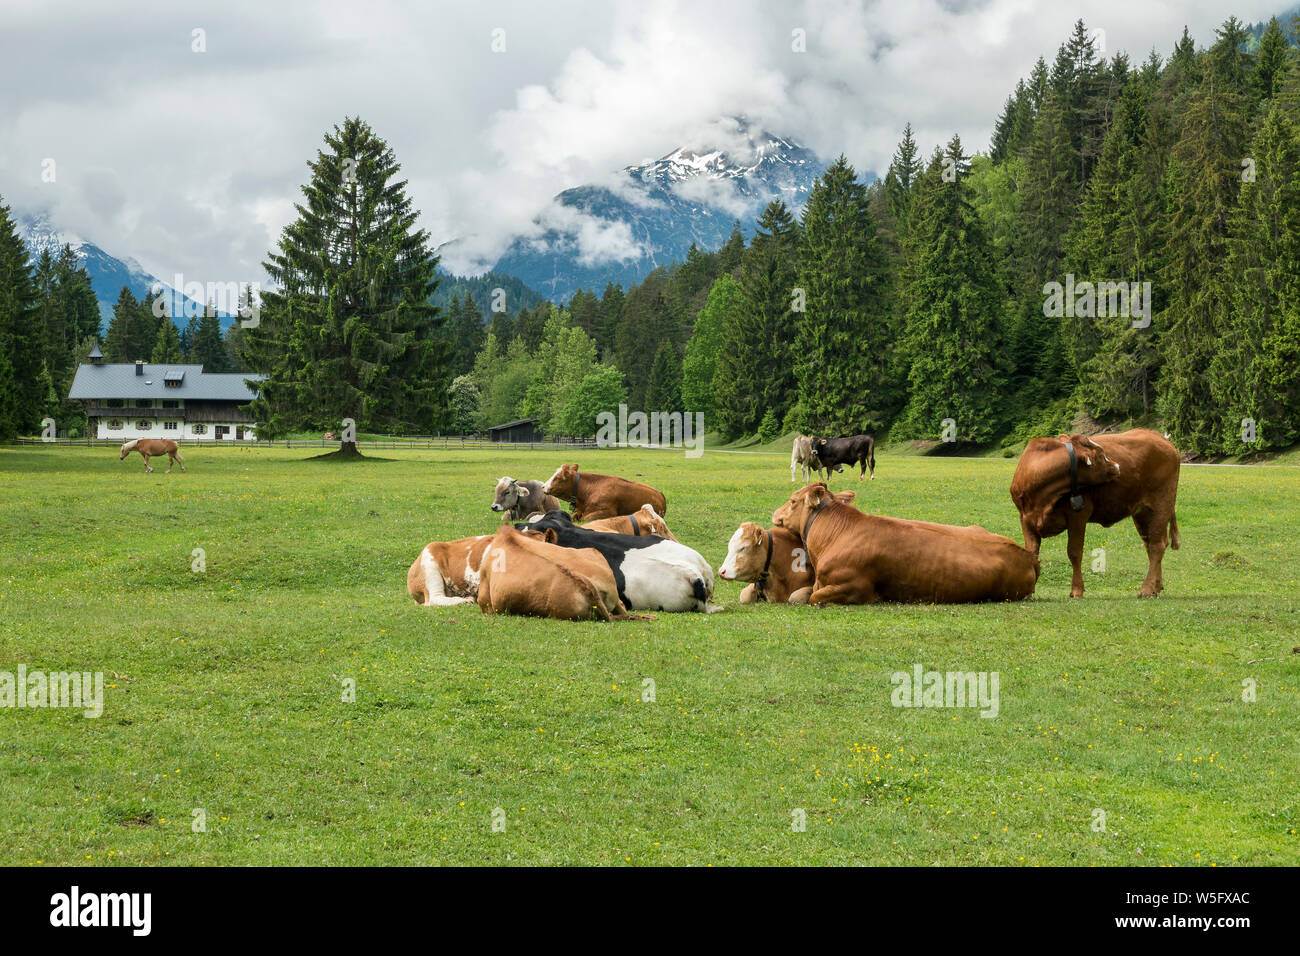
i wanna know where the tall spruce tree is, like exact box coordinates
[243,117,450,449]
[795,156,897,434]
[895,138,1005,443]
[1211,104,1300,451]
[151,317,184,363]
[1157,82,1249,452]
[0,200,42,438]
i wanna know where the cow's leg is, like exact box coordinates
[1065,514,1088,598]
[1132,508,1168,598]
[858,456,865,481]
[809,574,875,605]
[1019,517,1041,558]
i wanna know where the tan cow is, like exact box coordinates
[772,483,1039,604]
[406,535,493,606]
[1010,428,1180,598]
[581,503,676,540]
[476,525,638,620]
[542,464,667,521]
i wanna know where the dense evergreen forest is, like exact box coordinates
[2,16,1297,453]
[461,16,1300,455]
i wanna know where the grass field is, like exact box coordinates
[1,442,1297,866]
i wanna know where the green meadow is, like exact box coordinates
[0,442,1296,866]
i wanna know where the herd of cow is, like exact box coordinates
[406,428,1183,620]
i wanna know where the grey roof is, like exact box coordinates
[489,418,539,431]
[68,363,265,401]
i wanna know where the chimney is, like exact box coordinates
[88,342,103,364]
[135,360,145,376]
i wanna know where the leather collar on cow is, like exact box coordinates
[569,468,580,511]
[1063,442,1085,512]
[629,512,640,536]
[754,529,774,602]
[802,497,830,552]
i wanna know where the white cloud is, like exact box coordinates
[0,0,1281,286]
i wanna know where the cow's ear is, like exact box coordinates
[544,528,558,543]
[1057,433,1071,442]
[749,524,764,544]
[805,485,826,508]
[517,486,530,498]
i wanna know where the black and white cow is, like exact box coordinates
[514,511,719,612]
[491,476,563,521]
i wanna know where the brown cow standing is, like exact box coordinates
[771,483,1039,605]
[542,464,667,521]
[119,438,185,473]
[1010,429,1181,598]
[476,525,637,620]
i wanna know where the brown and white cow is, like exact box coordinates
[771,483,1039,604]
[406,534,493,606]
[476,525,638,620]
[581,503,676,540]
[719,492,857,603]
[542,464,667,521]
[1009,428,1181,598]
[718,523,815,603]
[491,476,563,521]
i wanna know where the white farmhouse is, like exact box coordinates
[69,348,265,441]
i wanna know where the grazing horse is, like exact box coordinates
[119,438,186,473]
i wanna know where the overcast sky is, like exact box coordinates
[0,0,1278,286]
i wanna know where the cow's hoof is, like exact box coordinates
[1069,589,1084,598]
[1138,588,1159,598]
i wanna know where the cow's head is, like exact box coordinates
[635,504,675,540]
[1057,434,1121,484]
[542,463,578,499]
[491,476,530,514]
[718,522,766,582]
[772,482,832,532]
[519,526,559,545]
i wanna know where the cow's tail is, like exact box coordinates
[658,495,667,517]
[1169,511,1181,550]
[868,439,875,475]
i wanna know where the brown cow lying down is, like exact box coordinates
[581,503,676,540]
[407,535,493,606]
[542,464,667,521]
[772,483,1039,604]
[1010,428,1180,598]
[719,491,858,603]
[476,525,640,620]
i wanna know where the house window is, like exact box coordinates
[162,400,179,409]
[106,399,124,408]
[137,399,152,408]
[107,420,123,430]
[136,420,153,430]
[165,380,180,388]
[192,424,207,435]
[163,421,178,430]
[215,425,229,438]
